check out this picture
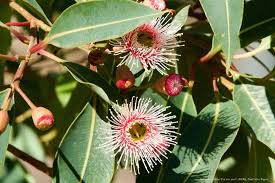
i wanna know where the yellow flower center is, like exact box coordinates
[128,121,148,142]
[137,31,154,48]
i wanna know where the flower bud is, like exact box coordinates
[154,73,187,96]
[88,49,104,66]
[115,65,135,90]
[143,0,166,11]
[0,110,9,134]
[32,107,54,131]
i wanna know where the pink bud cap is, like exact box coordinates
[0,110,9,134]
[32,107,54,131]
[165,74,186,96]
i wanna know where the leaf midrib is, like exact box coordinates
[225,0,231,69]
[182,101,221,183]
[238,80,275,137]
[46,12,163,42]
[79,96,97,182]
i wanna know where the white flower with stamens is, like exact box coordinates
[110,14,184,75]
[99,97,178,174]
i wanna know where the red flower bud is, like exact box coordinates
[0,110,9,134]
[154,73,187,96]
[32,107,54,131]
[115,65,135,90]
[143,0,166,11]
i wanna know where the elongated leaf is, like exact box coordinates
[46,0,164,48]
[247,138,274,183]
[75,0,95,2]
[154,89,197,183]
[240,0,275,46]
[0,158,33,183]
[233,76,275,152]
[158,97,241,183]
[54,96,115,183]
[0,89,14,175]
[61,61,120,104]
[12,124,45,161]
[55,73,77,107]
[199,0,244,70]
[17,0,52,25]
[169,5,190,34]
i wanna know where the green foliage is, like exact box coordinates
[17,0,52,25]
[199,0,244,70]
[0,89,14,175]
[61,61,120,104]
[46,0,164,48]
[240,0,275,46]
[0,0,274,182]
[53,96,115,183]
[233,75,275,152]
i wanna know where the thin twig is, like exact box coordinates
[212,76,219,93]
[9,2,51,32]
[0,54,17,62]
[38,49,64,62]
[6,21,30,27]
[8,144,53,177]
[14,84,36,109]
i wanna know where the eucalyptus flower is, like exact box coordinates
[99,97,178,174]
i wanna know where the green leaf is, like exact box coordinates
[61,61,120,104]
[46,0,164,48]
[17,0,52,25]
[233,76,275,152]
[155,89,197,182]
[169,89,197,133]
[75,0,95,2]
[0,158,34,183]
[0,89,14,175]
[55,73,77,107]
[53,96,115,183]
[158,97,241,183]
[170,5,190,32]
[141,88,168,106]
[247,138,274,183]
[52,83,92,151]
[11,124,45,162]
[199,0,244,70]
[240,0,275,46]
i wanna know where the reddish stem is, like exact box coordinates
[0,54,17,62]
[212,76,219,93]
[29,42,46,54]
[10,29,29,43]
[6,21,30,27]
[230,64,239,72]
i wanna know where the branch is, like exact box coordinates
[8,144,53,177]
[0,54,17,62]
[9,2,51,32]
[6,21,30,27]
